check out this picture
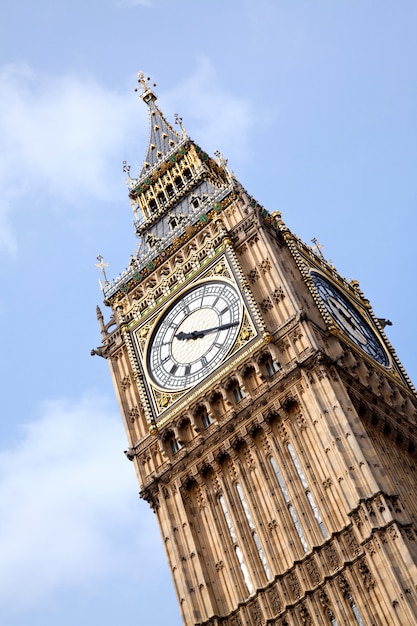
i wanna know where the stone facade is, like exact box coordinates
[94,76,417,625]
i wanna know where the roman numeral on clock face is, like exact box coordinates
[146,279,244,391]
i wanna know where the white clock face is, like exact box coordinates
[311,272,390,368]
[146,280,242,390]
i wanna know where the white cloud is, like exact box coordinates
[0,392,158,615]
[0,60,253,256]
[0,63,140,255]
[164,57,253,163]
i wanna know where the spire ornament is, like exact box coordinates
[95,254,109,291]
[135,71,157,104]
[311,238,324,259]
[174,112,187,137]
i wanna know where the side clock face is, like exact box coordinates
[311,272,390,368]
[146,280,242,390]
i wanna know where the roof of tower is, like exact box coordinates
[135,72,184,181]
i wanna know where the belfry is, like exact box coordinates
[93,74,417,625]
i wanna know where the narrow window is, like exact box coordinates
[265,359,279,377]
[348,596,365,626]
[287,443,328,539]
[270,456,308,552]
[168,215,179,230]
[236,483,271,579]
[174,176,184,190]
[219,496,253,594]
[201,411,212,429]
[169,438,182,455]
[232,385,245,403]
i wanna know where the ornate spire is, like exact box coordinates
[134,71,183,180]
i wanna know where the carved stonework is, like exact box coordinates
[277,421,289,443]
[248,268,260,284]
[271,287,285,303]
[120,375,131,390]
[260,297,273,313]
[324,544,340,571]
[365,538,379,557]
[128,406,140,422]
[306,557,321,586]
[296,412,307,430]
[268,587,282,614]
[249,598,262,626]
[288,572,301,600]
[358,561,376,591]
[299,604,312,626]
[319,589,330,609]
[345,529,361,557]
[337,574,351,597]
[403,526,416,541]
[243,446,256,469]
[260,258,271,274]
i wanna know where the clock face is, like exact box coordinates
[146,280,242,390]
[311,272,389,368]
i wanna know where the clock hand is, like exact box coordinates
[175,321,239,341]
[336,306,359,331]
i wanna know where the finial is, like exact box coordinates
[95,254,109,291]
[214,150,228,168]
[123,160,133,189]
[135,71,157,101]
[123,161,132,179]
[311,238,324,259]
[174,112,187,137]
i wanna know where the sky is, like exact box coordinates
[1,1,416,624]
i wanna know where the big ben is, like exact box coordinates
[93,73,417,625]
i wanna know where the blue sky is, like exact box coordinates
[1,1,416,624]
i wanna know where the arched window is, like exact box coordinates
[259,352,280,378]
[265,358,280,377]
[174,176,184,191]
[236,482,271,579]
[270,456,308,552]
[287,443,328,539]
[348,595,365,626]
[228,380,245,404]
[219,496,253,594]
[201,411,212,429]
[157,191,166,204]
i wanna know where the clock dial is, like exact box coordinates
[146,280,242,390]
[311,272,390,368]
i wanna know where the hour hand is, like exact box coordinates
[175,321,239,341]
[175,330,203,341]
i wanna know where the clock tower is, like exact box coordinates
[93,74,417,625]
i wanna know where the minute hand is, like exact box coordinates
[176,321,239,341]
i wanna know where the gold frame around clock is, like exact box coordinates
[129,250,268,426]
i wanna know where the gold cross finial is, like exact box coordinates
[135,71,156,94]
[95,254,109,290]
[174,112,186,137]
[311,238,324,259]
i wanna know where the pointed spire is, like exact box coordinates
[135,71,183,179]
